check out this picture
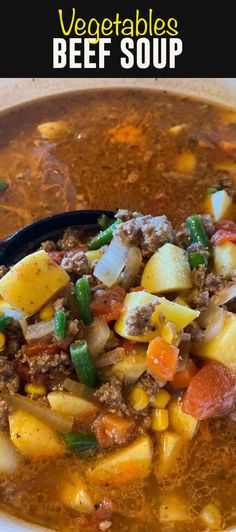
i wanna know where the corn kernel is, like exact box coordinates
[199,503,222,529]
[151,408,169,431]
[0,332,6,350]
[39,302,54,321]
[130,387,149,411]
[153,389,171,409]
[25,383,47,396]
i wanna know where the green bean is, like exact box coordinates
[75,276,92,326]
[62,431,98,451]
[97,213,114,230]
[54,310,67,340]
[88,220,121,250]
[70,340,99,388]
[186,215,211,251]
[189,251,208,269]
[0,316,13,331]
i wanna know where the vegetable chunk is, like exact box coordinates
[87,436,152,485]
[9,409,65,458]
[155,431,185,478]
[47,391,99,418]
[0,430,20,475]
[192,311,236,371]
[60,473,94,514]
[0,250,69,315]
[169,398,198,439]
[159,492,190,522]
[115,292,199,342]
[207,190,232,222]
[214,241,236,278]
[141,244,192,293]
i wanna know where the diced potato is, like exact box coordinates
[175,151,196,173]
[214,242,236,278]
[155,431,185,478]
[0,430,20,475]
[114,292,199,342]
[192,310,236,371]
[85,250,103,266]
[141,244,192,294]
[47,391,99,418]
[105,345,147,383]
[87,436,152,485]
[0,250,69,315]
[206,190,232,222]
[174,296,190,308]
[37,120,69,140]
[60,473,94,514]
[169,398,198,440]
[9,410,65,458]
[159,491,190,522]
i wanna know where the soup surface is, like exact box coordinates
[0,89,236,532]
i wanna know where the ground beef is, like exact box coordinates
[60,251,89,276]
[57,228,84,251]
[191,265,227,309]
[201,214,215,237]
[94,377,129,415]
[21,350,72,376]
[0,358,19,394]
[125,303,156,337]
[68,319,80,336]
[187,242,210,260]
[115,209,141,222]
[53,297,67,312]
[40,240,56,252]
[0,399,10,430]
[211,170,236,201]
[137,372,162,401]
[0,265,8,278]
[185,321,205,342]
[176,223,191,248]
[5,323,24,357]
[115,215,175,257]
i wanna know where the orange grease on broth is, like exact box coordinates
[0,89,236,531]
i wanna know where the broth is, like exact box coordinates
[0,88,236,532]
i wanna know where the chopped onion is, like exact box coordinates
[0,431,20,475]
[62,378,94,401]
[0,303,27,334]
[25,319,55,342]
[85,317,110,358]
[2,393,73,431]
[212,284,236,306]
[96,347,126,368]
[199,303,225,341]
[122,246,142,290]
[94,236,129,287]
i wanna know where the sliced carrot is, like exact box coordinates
[23,341,63,358]
[147,337,179,381]
[182,362,235,420]
[91,286,126,323]
[219,140,236,153]
[172,359,198,389]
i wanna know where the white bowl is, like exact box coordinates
[0,77,235,531]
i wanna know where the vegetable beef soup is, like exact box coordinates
[0,89,236,531]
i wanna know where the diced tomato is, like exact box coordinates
[91,286,126,322]
[13,360,30,385]
[182,362,235,420]
[216,221,236,232]
[92,413,135,449]
[47,250,64,264]
[129,286,146,293]
[23,341,63,358]
[172,359,198,389]
[147,337,179,381]
[211,230,236,246]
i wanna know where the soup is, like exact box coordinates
[0,89,236,532]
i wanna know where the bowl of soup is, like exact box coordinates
[0,78,236,532]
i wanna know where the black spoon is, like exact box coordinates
[0,210,114,266]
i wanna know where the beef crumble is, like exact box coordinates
[94,376,129,415]
[57,228,84,251]
[115,214,175,257]
[125,303,156,337]
[191,265,227,309]
[60,251,89,276]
